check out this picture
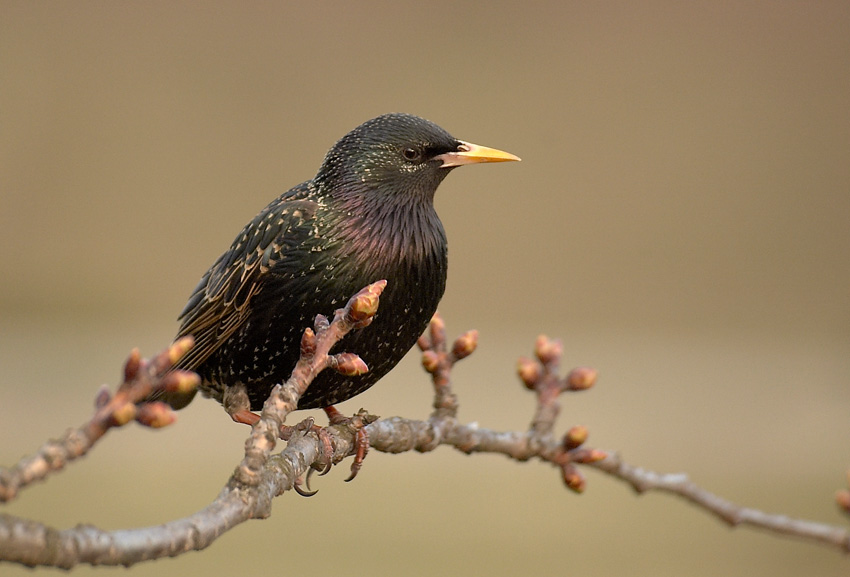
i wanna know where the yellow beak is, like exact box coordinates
[436,140,521,168]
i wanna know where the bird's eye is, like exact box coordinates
[402,147,421,162]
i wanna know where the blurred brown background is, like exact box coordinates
[2,2,849,576]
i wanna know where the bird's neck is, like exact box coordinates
[328,187,447,271]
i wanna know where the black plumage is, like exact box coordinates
[167,113,519,415]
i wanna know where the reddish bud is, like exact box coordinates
[347,280,386,323]
[428,313,446,347]
[94,385,112,409]
[111,402,137,426]
[300,327,316,357]
[123,348,142,382]
[168,336,195,366]
[163,370,201,395]
[136,402,176,428]
[451,330,478,360]
[587,449,607,462]
[417,334,431,351]
[421,350,440,373]
[571,448,607,463]
[517,357,541,389]
[562,464,586,493]
[330,353,369,376]
[566,367,597,391]
[534,335,562,365]
[563,425,588,450]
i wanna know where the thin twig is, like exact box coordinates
[0,281,387,568]
[0,338,199,503]
[2,298,849,568]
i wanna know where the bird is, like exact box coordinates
[162,113,519,424]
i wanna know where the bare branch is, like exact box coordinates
[588,454,850,550]
[0,281,387,568]
[0,338,199,503]
[2,288,849,568]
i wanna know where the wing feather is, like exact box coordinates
[174,192,319,371]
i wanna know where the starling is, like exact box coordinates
[164,113,519,420]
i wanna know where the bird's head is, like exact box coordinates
[316,113,519,202]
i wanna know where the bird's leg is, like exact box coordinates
[222,381,323,449]
[229,409,260,426]
[223,383,262,426]
[323,405,371,482]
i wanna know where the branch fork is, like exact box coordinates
[234,280,387,488]
[0,338,200,504]
[3,282,850,568]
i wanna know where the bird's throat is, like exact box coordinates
[333,191,447,284]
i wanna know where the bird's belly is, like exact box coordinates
[198,264,445,410]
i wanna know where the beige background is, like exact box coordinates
[2,2,849,575]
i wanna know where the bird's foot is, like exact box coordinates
[228,405,376,493]
[229,410,334,476]
[279,417,335,478]
[293,408,377,494]
[323,406,374,482]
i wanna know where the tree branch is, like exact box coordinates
[1,283,849,568]
[0,338,199,504]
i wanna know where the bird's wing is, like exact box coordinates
[174,190,320,371]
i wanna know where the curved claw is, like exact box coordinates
[294,475,318,497]
[344,427,370,482]
[316,427,334,476]
[295,417,315,433]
